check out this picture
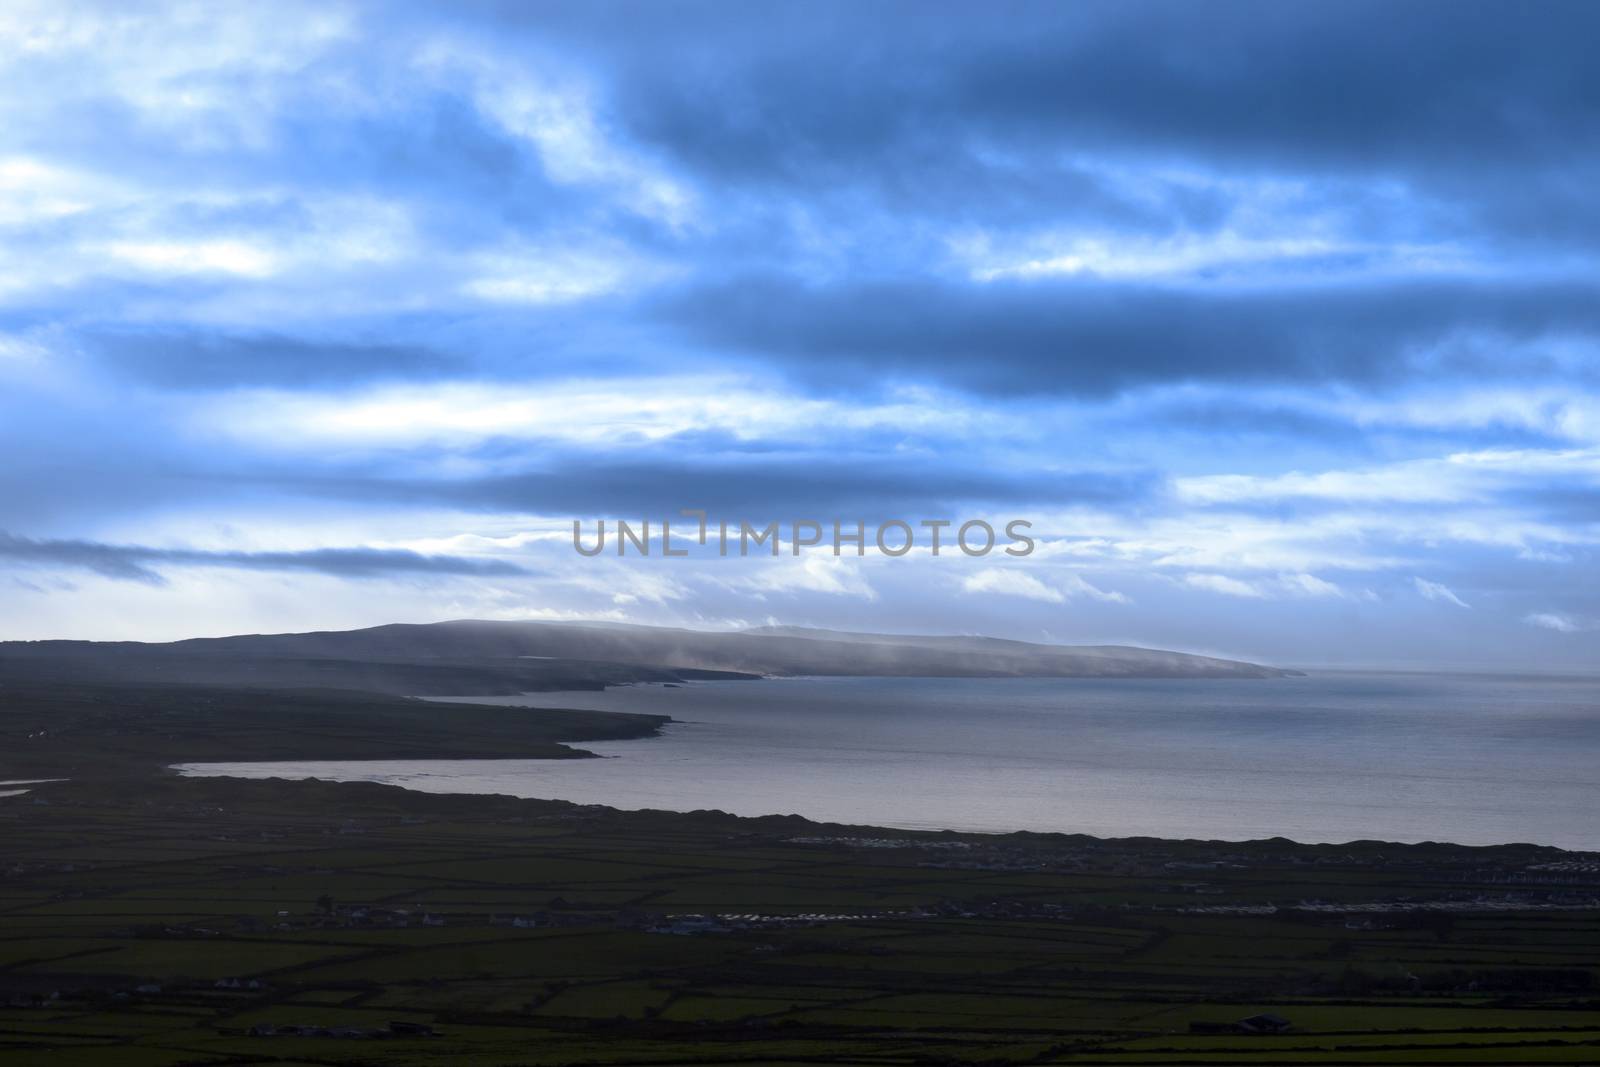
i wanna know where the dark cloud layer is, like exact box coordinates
[664,276,1600,395]
[0,532,530,585]
[514,1,1600,236]
[294,457,1159,519]
[2,2,1598,660]
[90,331,462,389]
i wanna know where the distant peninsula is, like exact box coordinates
[0,619,1298,697]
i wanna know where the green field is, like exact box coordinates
[1,773,1596,1065]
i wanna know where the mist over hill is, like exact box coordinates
[0,620,1297,694]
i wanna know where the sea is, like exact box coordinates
[177,672,1600,850]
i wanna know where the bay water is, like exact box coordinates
[178,672,1600,849]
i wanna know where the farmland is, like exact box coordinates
[1,772,1596,1065]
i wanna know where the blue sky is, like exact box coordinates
[2,0,1598,668]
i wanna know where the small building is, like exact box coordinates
[1189,1013,1292,1035]
[1238,1013,1292,1033]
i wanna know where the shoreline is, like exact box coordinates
[168,756,1593,855]
[31,770,1596,858]
[8,672,1599,853]
[314,674,1600,853]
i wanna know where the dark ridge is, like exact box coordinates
[0,619,1299,695]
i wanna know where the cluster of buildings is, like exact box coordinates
[241,1020,436,1040]
[644,911,897,935]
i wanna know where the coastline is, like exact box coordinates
[228,673,1600,852]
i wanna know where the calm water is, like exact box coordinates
[179,673,1600,849]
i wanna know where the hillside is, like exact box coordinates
[0,620,1298,693]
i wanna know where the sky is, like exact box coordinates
[2,0,1599,669]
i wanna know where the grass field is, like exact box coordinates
[1,773,1596,1065]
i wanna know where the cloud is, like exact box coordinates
[0,531,531,585]
[600,2,1600,266]
[1176,571,1357,601]
[739,556,877,600]
[1413,577,1470,608]
[592,2,1600,185]
[962,568,1064,603]
[199,377,983,449]
[306,457,1156,518]
[962,567,1130,605]
[1057,573,1132,604]
[662,275,1600,397]
[90,330,462,388]
[1,2,1599,665]
[1524,612,1587,633]
[429,39,696,228]
[959,231,1470,285]
[1278,572,1345,599]
[106,239,280,278]
[1182,573,1266,598]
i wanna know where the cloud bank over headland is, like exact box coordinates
[2,0,1598,667]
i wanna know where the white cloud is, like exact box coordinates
[963,231,1455,283]
[1182,573,1265,598]
[1174,460,1470,506]
[951,164,1480,286]
[420,43,696,228]
[459,245,642,305]
[0,156,104,224]
[0,185,418,310]
[740,556,878,600]
[0,2,357,150]
[1446,445,1600,477]
[0,332,48,366]
[1278,572,1345,598]
[1413,577,1470,608]
[1057,572,1132,603]
[589,573,689,607]
[1525,612,1586,633]
[962,568,1065,603]
[197,378,984,451]
[1330,386,1600,445]
[106,239,281,278]
[1172,446,1600,513]
[1179,571,1348,601]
